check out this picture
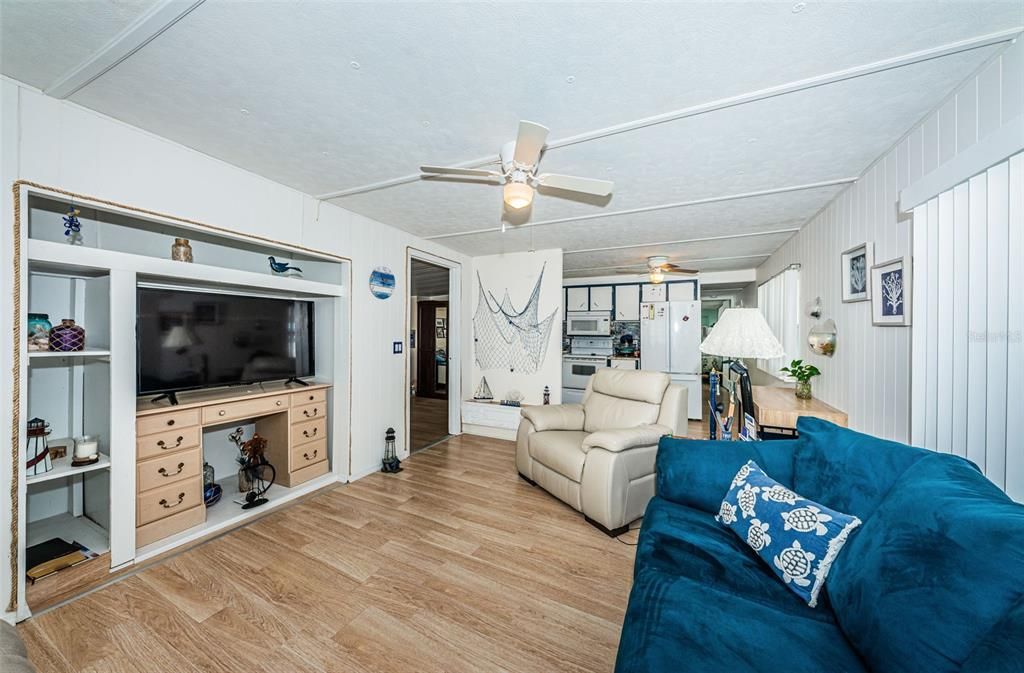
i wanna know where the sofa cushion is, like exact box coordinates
[655,436,798,514]
[528,431,589,481]
[636,496,835,621]
[614,564,866,673]
[793,417,930,520]
[716,461,861,607]
[827,452,1024,673]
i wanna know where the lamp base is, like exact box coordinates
[381,457,403,473]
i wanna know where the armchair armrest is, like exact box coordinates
[582,424,670,453]
[520,404,585,432]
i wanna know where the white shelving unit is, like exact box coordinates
[12,182,352,620]
[26,453,111,485]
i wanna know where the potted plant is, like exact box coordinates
[780,359,821,400]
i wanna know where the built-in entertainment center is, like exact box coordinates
[9,182,351,619]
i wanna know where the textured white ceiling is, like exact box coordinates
[0,0,160,89]
[2,1,1020,273]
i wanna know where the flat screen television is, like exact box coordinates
[137,287,314,399]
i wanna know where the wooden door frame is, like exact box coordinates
[405,248,462,459]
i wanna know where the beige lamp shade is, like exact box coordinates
[700,308,785,359]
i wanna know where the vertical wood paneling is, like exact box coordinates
[935,190,954,453]
[985,162,1009,489]
[966,174,989,471]
[1006,154,1024,502]
[950,183,970,459]
[757,41,1021,452]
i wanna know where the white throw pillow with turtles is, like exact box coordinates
[715,460,862,607]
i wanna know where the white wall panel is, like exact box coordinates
[912,155,1022,497]
[756,40,1022,446]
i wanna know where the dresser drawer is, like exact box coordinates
[284,458,329,487]
[137,476,203,526]
[137,447,202,493]
[136,504,205,548]
[136,425,201,461]
[290,438,326,470]
[137,409,201,437]
[202,394,288,425]
[291,417,325,446]
[290,388,326,407]
[292,401,324,423]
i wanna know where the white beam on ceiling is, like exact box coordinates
[561,227,799,257]
[316,27,1022,202]
[424,178,856,240]
[564,254,769,274]
[44,0,206,99]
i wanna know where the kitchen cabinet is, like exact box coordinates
[566,287,589,311]
[614,285,640,320]
[589,286,613,311]
[667,280,698,301]
[641,283,667,302]
[609,357,639,370]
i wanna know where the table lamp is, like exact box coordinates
[700,308,785,438]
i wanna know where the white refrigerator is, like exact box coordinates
[640,301,703,420]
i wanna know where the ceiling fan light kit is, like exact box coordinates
[420,120,613,225]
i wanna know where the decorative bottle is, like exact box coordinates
[171,238,194,262]
[48,319,86,352]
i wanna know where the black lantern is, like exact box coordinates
[381,427,402,473]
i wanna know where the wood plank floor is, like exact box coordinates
[18,434,637,673]
[409,395,451,451]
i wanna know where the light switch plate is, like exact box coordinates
[393,341,403,354]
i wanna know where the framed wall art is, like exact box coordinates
[841,242,873,302]
[871,256,911,326]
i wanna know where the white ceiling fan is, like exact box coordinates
[615,256,699,284]
[419,120,614,216]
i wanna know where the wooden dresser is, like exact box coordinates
[135,383,332,548]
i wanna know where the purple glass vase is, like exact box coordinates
[48,319,85,352]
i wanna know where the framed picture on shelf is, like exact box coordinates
[840,242,873,302]
[871,257,911,326]
[435,327,446,339]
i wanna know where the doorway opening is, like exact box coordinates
[409,258,452,451]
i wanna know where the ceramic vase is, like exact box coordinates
[48,319,85,352]
[795,381,812,400]
[171,238,194,262]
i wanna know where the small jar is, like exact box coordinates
[48,318,86,352]
[27,313,52,350]
[171,238,194,262]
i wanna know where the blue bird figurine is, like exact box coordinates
[268,256,302,274]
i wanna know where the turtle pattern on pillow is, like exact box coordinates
[715,460,862,607]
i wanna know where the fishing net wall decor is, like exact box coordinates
[473,265,557,374]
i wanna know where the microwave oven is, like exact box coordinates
[566,311,611,336]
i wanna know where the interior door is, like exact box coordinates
[416,301,447,399]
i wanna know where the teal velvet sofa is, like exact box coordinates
[614,417,1024,673]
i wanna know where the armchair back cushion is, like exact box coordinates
[583,369,670,433]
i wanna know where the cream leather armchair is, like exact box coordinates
[516,369,688,536]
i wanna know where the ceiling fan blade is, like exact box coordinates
[537,173,613,196]
[512,121,549,166]
[420,165,501,179]
[663,264,699,274]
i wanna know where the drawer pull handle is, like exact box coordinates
[276,400,283,406]
[167,419,175,426]
[303,427,318,438]
[303,449,318,461]
[158,462,185,477]
[303,407,318,417]
[308,395,315,401]
[160,493,186,509]
[218,410,226,416]
[156,436,184,450]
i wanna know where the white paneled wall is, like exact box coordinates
[911,154,1023,499]
[757,39,1022,443]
